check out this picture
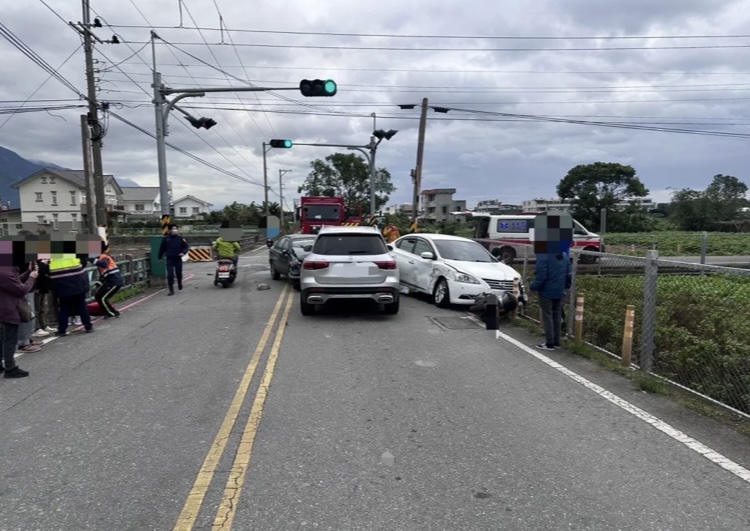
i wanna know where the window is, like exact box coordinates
[496,218,531,233]
[442,206,448,214]
[395,238,415,253]
[49,177,56,184]
[135,204,145,211]
[412,239,434,257]
[71,214,78,230]
[70,191,76,205]
[303,205,340,222]
[192,207,199,214]
[180,207,187,214]
[51,191,57,206]
[81,193,86,203]
[41,176,47,184]
[274,237,288,250]
[37,215,45,224]
[312,234,388,255]
[35,192,42,202]
[52,213,59,230]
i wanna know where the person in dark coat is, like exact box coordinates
[530,252,572,350]
[49,255,93,336]
[158,224,189,295]
[0,262,38,378]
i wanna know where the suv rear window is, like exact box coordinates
[313,234,388,255]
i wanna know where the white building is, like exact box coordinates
[0,207,23,236]
[384,203,415,216]
[521,197,655,213]
[420,188,467,223]
[172,195,212,220]
[119,187,162,220]
[11,168,124,232]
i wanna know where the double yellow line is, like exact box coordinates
[173,283,295,531]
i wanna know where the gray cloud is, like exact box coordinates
[1,0,749,212]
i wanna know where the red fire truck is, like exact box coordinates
[297,196,365,234]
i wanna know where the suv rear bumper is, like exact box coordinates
[301,286,399,305]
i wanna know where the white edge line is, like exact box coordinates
[466,310,750,485]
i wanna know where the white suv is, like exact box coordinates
[299,226,400,315]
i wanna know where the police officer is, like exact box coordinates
[158,224,189,295]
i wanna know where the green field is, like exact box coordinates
[515,265,750,414]
[603,232,750,257]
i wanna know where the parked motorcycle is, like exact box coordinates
[214,258,237,288]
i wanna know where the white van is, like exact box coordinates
[455,212,602,264]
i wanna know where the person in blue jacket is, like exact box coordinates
[530,251,572,350]
[158,224,190,295]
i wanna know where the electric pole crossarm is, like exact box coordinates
[162,86,301,95]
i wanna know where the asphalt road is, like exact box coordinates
[2,248,750,530]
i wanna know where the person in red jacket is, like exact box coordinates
[0,261,39,378]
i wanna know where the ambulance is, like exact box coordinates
[454,212,602,265]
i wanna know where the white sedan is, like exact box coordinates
[388,233,528,307]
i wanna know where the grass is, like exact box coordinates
[603,232,750,257]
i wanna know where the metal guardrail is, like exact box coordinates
[82,236,260,302]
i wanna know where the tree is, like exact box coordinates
[670,174,748,231]
[557,162,649,229]
[297,153,395,213]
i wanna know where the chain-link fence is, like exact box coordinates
[602,232,750,260]
[512,244,750,417]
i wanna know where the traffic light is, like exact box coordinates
[187,116,217,129]
[299,79,337,97]
[269,139,293,148]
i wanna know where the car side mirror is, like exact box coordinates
[420,251,435,260]
[387,244,394,251]
[303,245,312,252]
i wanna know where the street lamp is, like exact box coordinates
[279,168,292,231]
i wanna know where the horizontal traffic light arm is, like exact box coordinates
[162,82,336,96]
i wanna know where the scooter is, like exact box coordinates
[214,258,237,288]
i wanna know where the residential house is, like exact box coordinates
[11,168,124,232]
[419,188,467,223]
[120,187,162,221]
[521,197,655,213]
[0,206,23,236]
[474,200,522,214]
[172,195,212,220]
[384,203,415,217]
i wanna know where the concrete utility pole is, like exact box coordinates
[412,97,429,226]
[279,169,292,232]
[78,0,108,228]
[80,115,96,234]
[262,142,269,216]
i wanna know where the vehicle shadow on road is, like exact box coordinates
[304,300,395,321]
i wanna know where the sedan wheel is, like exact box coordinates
[433,278,450,308]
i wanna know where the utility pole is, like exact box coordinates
[279,169,291,232]
[80,115,96,234]
[369,135,377,218]
[80,0,107,228]
[262,142,269,216]
[412,97,428,227]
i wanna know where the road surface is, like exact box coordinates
[2,248,750,530]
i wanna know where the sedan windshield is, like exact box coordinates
[434,240,494,262]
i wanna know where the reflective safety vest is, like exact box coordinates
[49,256,84,279]
[96,254,120,280]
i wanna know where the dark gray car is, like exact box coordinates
[269,234,316,289]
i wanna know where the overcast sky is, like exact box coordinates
[1,0,750,212]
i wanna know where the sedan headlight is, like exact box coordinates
[455,272,480,284]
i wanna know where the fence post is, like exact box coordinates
[700,231,707,265]
[567,252,579,338]
[512,278,520,319]
[124,254,134,287]
[640,250,659,372]
[574,292,584,341]
[621,305,635,368]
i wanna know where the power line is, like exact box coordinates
[100,24,750,41]
[124,39,750,52]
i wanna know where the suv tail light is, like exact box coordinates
[374,260,397,270]
[303,261,329,270]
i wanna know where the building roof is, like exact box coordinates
[172,194,212,206]
[420,188,457,196]
[121,187,160,201]
[11,168,123,194]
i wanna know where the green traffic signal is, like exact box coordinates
[299,79,337,97]
[269,139,293,148]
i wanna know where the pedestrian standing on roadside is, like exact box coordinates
[158,224,189,296]
[0,261,39,378]
[530,251,572,351]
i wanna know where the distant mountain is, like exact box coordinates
[0,146,44,208]
[0,146,142,208]
[117,178,141,187]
